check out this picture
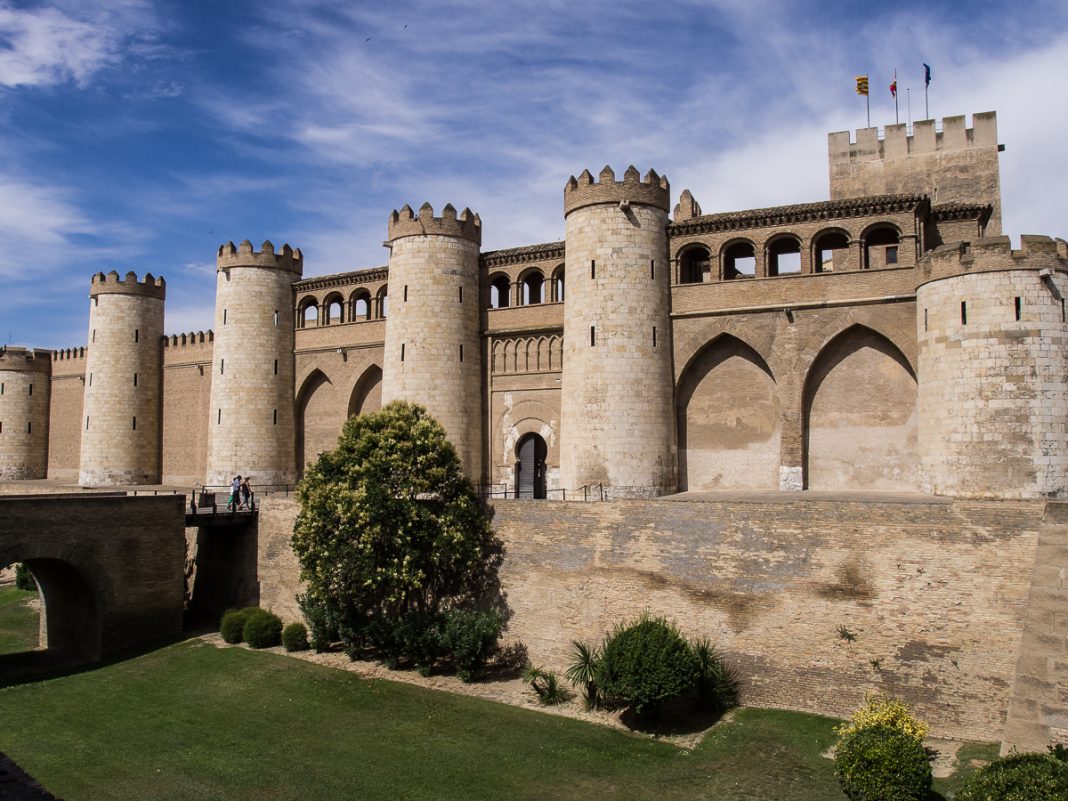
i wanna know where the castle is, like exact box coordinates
[1,110,1066,503]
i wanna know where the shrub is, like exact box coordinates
[597,615,700,718]
[220,607,255,644]
[282,622,309,652]
[522,665,569,705]
[836,693,929,742]
[14,563,36,591]
[442,608,504,682]
[298,592,337,652]
[834,724,932,801]
[691,637,739,713]
[243,608,283,649]
[564,640,602,709]
[955,752,1068,801]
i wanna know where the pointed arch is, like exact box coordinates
[802,324,917,491]
[296,369,335,477]
[676,333,780,491]
[347,364,383,418]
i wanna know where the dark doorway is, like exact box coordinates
[514,433,547,499]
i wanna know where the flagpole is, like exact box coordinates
[894,69,899,124]
[907,88,911,129]
[866,74,870,128]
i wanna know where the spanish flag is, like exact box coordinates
[855,75,869,96]
[890,79,897,99]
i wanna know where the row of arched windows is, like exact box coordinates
[675,224,904,283]
[297,287,389,328]
[489,265,565,309]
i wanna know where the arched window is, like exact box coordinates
[376,287,388,318]
[489,275,511,309]
[864,225,901,269]
[521,270,544,305]
[722,241,756,280]
[551,265,565,302]
[678,246,709,284]
[298,298,319,328]
[323,293,344,324]
[767,236,802,276]
[813,230,850,273]
[349,290,372,321]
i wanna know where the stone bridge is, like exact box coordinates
[0,494,185,662]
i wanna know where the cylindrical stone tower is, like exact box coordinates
[0,347,51,479]
[381,203,483,480]
[79,271,166,485]
[205,240,301,488]
[917,235,1068,498]
[559,165,676,497]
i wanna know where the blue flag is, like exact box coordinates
[924,63,932,87]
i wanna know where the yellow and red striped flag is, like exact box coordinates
[855,75,869,96]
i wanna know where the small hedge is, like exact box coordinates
[442,609,504,682]
[598,615,700,718]
[955,752,1068,801]
[244,608,283,649]
[282,622,310,652]
[220,608,255,644]
[14,563,37,591]
[834,724,932,801]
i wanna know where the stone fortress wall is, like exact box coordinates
[0,347,51,479]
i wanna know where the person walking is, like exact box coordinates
[240,476,253,511]
[228,475,241,512]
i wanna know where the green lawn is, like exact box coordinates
[0,641,995,801]
[0,586,38,655]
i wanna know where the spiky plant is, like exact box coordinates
[522,665,568,705]
[564,640,602,709]
[691,637,739,713]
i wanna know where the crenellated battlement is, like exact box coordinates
[216,240,303,274]
[52,346,86,362]
[0,346,52,373]
[163,330,214,348]
[386,203,482,245]
[919,234,1068,285]
[564,165,670,216]
[89,270,166,300]
[829,112,999,164]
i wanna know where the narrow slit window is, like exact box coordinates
[0,422,3,433]
[650,260,655,279]
[132,417,136,431]
[401,343,405,362]
[223,309,227,324]
[220,359,225,375]
[89,373,93,386]
[460,344,464,362]
[459,286,463,303]
[217,409,221,425]
[403,285,408,302]
[133,373,138,387]
[0,383,3,395]
[86,416,90,430]
[1063,298,1066,323]
[273,409,278,425]
[591,260,596,279]
[134,329,139,343]
[92,329,96,343]
[274,359,278,375]
[924,309,928,332]
[653,326,657,347]
[961,301,967,325]
[26,421,31,434]
[27,384,32,396]
[1015,296,1022,321]
[273,309,279,326]
[590,326,596,346]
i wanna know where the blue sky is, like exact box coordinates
[2,0,1067,348]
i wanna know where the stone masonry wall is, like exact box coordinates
[254,494,1054,745]
[560,201,675,495]
[79,288,165,485]
[161,335,213,486]
[382,232,483,480]
[917,264,1068,498]
[0,349,50,479]
[206,245,299,487]
[46,350,85,481]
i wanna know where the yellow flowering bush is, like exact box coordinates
[836,693,929,742]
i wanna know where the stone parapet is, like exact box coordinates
[89,270,166,300]
[917,235,1068,288]
[564,165,670,216]
[217,240,303,274]
[0,347,52,374]
[387,203,481,245]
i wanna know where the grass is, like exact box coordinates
[0,586,38,655]
[0,641,996,801]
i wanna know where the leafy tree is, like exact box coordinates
[291,401,504,653]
